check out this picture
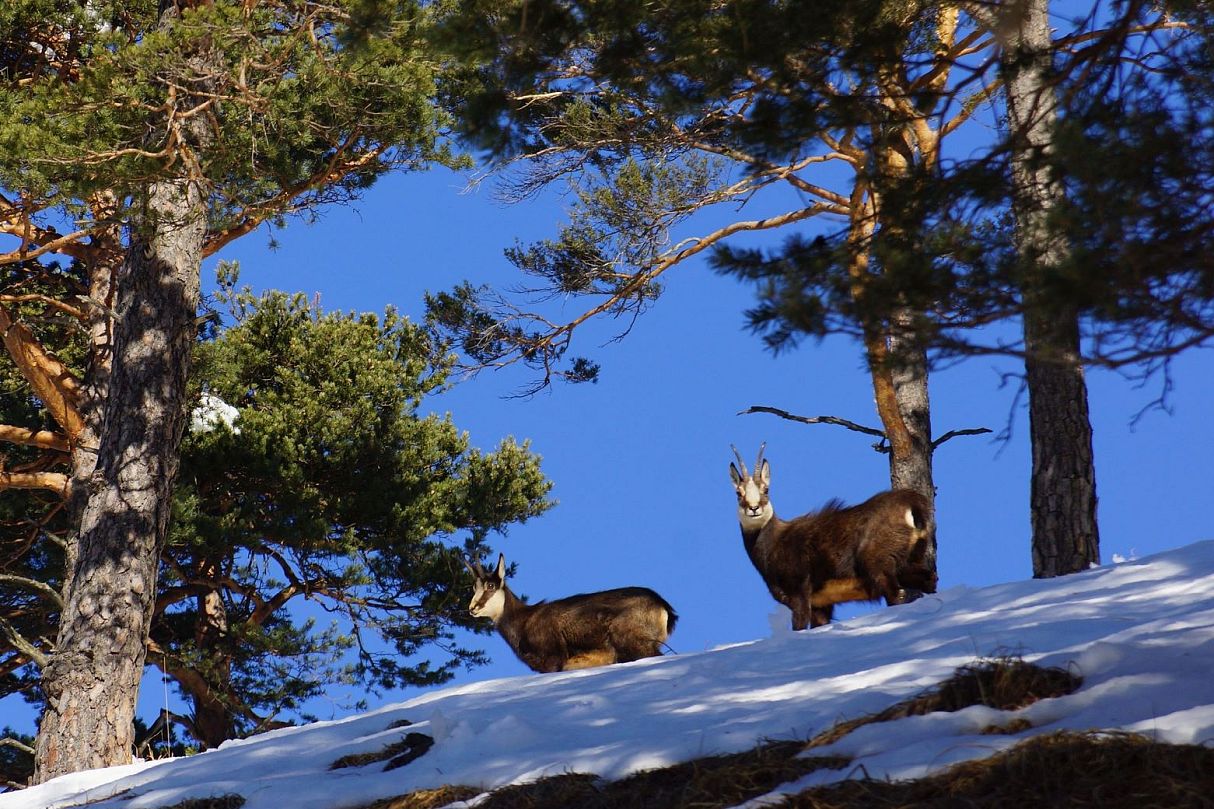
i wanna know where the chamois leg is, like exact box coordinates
[809,604,834,627]
[790,592,814,631]
[899,564,939,596]
[879,570,908,606]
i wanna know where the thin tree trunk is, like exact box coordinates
[33,175,207,782]
[888,311,936,570]
[847,188,938,578]
[192,571,234,748]
[888,311,934,499]
[1001,0,1100,576]
[1023,308,1099,575]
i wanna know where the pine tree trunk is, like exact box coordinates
[192,577,235,748]
[888,316,936,570]
[33,176,206,782]
[1001,0,1100,576]
[849,164,938,577]
[1023,307,1099,575]
[887,311,935,498]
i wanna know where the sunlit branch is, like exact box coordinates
[0,470,70,496]
[0,615,48,669]
[0,425,69,453]
[0,294,87,320]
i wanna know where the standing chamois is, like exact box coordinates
[463,554,678,673]
[729,444,937,631]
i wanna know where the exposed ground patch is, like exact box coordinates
[329,732,434,771]
[357,785,481,809]
[786,730,1214,808]
[806,656,1082,749]
[152,797,246,809]
[470,741,849,809]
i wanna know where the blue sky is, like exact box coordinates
[189,161,1214,713]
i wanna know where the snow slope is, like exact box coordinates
[6,540,1214,809]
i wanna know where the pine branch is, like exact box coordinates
[0,425,69,453]
[0,738,35,756]
[0,574,65,610]
[0,615,48,669]
[0,305,84,440]
[0,470,70,496]
[0,295,87,320]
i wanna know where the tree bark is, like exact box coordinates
[888,311,936,569]
[33,175,206,782]
[191,569,235,749]
[849,193,938,578]
[888,311,935,499]
[1001,0,1100,576]
[62,200,122,601]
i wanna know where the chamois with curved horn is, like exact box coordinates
[729,444,937,631]
[463,554,678,673]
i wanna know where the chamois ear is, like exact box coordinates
[494,553,507,581]
[758,458,771,486]
[729,462,743,486]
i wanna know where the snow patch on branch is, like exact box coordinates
[190,393,241,435]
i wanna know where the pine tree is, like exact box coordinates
[0,270,552,775]
[0,0,460,780]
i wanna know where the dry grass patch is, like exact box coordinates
[357,785,482,809]
[153,797,245,809]
[329,732,434,771]
[807,657,1080,749]
[470,740,849,809]
[786,730,1214,808]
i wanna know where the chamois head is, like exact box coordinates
[730,444,773,532]
[463,553,508,622]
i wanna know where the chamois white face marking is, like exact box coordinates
[904,508,916,529]
[469,578,506,622]
[468,553,508,622]
[731,459,774,531]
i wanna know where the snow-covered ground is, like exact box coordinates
[6,540,1214,809]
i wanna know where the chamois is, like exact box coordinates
[729,444,937,631]
[463,554,678,673]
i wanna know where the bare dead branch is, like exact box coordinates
[737,405,886,438]
[740,405,993,454]
[0,737,35,755]
[932,426,993,448]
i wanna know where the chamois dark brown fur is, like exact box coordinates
[730,445,937,631]
[464,554,678,673]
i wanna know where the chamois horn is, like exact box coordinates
[731,444,749,478]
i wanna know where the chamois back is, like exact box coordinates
[465,554,677,673]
